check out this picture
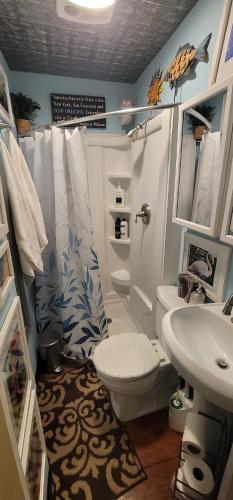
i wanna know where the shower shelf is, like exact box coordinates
[108,174,131,183]
[111,269,130,287]
[109,206,131,214]
[109,237,131,245]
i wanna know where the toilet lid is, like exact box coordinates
[94,333,160,380]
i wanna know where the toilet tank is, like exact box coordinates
[156,285,188,342]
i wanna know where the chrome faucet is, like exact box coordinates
[135,203,151,225]
[222,293,233,315]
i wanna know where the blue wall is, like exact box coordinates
[10,70,135,133]
[135,0,223,107]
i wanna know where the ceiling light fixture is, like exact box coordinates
[68,0,116,8]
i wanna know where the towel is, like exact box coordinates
[192,131,221,227]
[0,131,48,277]
[177,134,196,220]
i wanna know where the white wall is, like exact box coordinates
[87,134,131,300]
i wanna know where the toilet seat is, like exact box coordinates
[94,332,160,381]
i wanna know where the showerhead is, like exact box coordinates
[127,118,152,142]
[127,122,144,142]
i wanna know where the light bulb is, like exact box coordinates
[68,0,116,8]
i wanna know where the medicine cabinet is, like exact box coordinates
[173,77,233,237]
[221,142,233,245]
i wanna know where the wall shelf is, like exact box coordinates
[111,269,130,287]
[109,237,130,245]
[108,174,131,183]
[109,206,131,214]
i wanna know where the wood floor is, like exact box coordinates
[119,409,181,500]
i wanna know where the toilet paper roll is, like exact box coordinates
[183,457,214,495]
[175,467,205,500]
[182,412,207,458]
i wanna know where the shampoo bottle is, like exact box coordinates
[120,218,128,240]
[115,217,121,239]
[115,184,125,208]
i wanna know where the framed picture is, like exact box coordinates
[0,63,14,127]
[209,0,233,84]
[181,232,231,301]
[0,177,9,239]
[0,297,34,457]
[0,240,14,307]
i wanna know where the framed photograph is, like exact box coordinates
[0,177,9,239]
[0,297,34,457]
[209,0,233,85]
[0,240,14,307]
[0,63,14,127]
[181,233,231,301]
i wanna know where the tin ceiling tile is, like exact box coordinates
[0,0,198,83]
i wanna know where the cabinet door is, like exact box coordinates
[0,297,34,455]
[173,77,233,237]
[221,145,233,245]
[22,391,48,500]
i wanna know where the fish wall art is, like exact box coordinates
[147,68,164,105]
[147,33,212,102]
[164,33,212,92]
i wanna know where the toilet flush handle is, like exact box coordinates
[135,203,151,225]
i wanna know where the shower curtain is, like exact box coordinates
[20,126,107,358]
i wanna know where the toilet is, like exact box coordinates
[93,285,187,421]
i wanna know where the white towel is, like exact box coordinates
[177,134,196,220]
[192,131,221,227]
[0,131,48,277]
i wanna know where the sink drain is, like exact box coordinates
[215,358,229,369]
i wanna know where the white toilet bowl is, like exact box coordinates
[93,286,188,421]
[93,332,174,421]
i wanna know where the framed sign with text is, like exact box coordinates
[50,93,106,128]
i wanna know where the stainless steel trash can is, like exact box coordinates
[38,329,65,373]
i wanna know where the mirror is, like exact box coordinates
[173,79,233,236]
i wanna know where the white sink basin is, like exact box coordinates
[162,303,233,412]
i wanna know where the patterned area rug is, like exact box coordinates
[37,363,146,500]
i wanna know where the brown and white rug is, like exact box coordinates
[37,363,146,500]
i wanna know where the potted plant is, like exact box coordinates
[188,105,215,141]
[10,92,41,134]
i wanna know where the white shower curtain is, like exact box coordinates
[20,126,107,358]
[192,131,221,227]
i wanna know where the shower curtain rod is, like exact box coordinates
[1,102,179,130]
[54,102,180,128]
[0,102,180,132]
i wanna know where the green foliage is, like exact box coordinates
[188,105,215,128]
[10,92,41,121]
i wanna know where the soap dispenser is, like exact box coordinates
[115,184,125,208]
[189,283,205,304]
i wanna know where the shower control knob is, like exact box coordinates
[135,203,151,225]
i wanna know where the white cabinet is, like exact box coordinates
[221,138,233,244]
[0,297,48,500]
[173,77,233,237]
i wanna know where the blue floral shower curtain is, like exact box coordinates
[20,127,107,358]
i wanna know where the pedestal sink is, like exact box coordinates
[162,303,233,412]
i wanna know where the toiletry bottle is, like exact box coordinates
[177,273,189,298]
[120,218,128,240]
[115,184,125,208]
[115,217,121,239]
[189,283,205,304]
